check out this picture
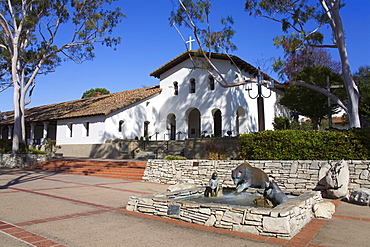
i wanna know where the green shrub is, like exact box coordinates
[27,149,47,154]
[0,139,12,154]
[239,128,370,160]
[273,117,292,130]
[163,155,187,160]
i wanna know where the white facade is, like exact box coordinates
[55,54,289,145]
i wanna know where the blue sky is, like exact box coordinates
[1,0,369,112]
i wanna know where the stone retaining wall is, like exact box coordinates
[143,160,370,194]
[127,188,323,239]
[0,154,52,168]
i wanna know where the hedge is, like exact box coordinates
[239,128,370,160]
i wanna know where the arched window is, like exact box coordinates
[173,81,178,95]
[189,78,196,93]
[84,122,90,137]
[118,120,124,132]
[144,121,150,137]
[208,75,215,90]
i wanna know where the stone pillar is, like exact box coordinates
[8,126,12,139]
[42,122,49,144]
[29,123,36,145]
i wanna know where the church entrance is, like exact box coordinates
[213,109,222,137]
[167,114,176,140]
[187,108,201,138]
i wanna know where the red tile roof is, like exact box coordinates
[0,86,161,124]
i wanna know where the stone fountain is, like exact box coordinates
[127,163,330,239]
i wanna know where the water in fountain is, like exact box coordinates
[177,188,264,207]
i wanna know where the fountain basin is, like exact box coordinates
[127,187,323,239]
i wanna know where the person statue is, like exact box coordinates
[204,172,220,197]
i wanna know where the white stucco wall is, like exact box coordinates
[57,115,106,145]
[150,57,283,139]
[55,55,289,145]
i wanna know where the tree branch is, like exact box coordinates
[277,80,348,113]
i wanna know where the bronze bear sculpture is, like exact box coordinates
[231,163,269,193]
[263,181,289,206]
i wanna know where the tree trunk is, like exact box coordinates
[20,86,27,144]
[330,5,360,128]
[11,33,21,152]
[12,84,21,152]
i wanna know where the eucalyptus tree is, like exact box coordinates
[244,0,360,128]
[171,0,360,128]
[0,0,125,151]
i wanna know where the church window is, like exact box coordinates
[144,121,150,138]
[84,122,89,137]
[119,120,124,132]
[190,78,196,93]
[68,123,73,138]
[173,81,178,95]
[208,75,215,90]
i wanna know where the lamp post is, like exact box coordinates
[244,68,274,131]
[245,68,274,99]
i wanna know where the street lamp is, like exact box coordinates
[245,68,274,99]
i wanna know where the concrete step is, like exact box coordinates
[27,159,147,180]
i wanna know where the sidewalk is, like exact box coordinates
[0,167,369,247]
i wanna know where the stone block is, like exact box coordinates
[232,224,259,235]
[244,220,262,226]
[137,207,155,213]
[205,215,216,226]
[245,213,263,222]
[126,204,136,211]
[349,188,370,206]
[138,198,153,206]
[360,170,369,180]
[263,217,291,234]
[222,210,243,224]
[199,208,212,215]
[313,201,335,219]
[215,211,224,221]
[290,162,298,174]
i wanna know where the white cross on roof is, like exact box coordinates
[186,36,195,50]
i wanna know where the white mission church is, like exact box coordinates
[0,51,289,147]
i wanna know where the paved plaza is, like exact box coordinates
[0,168,369,247]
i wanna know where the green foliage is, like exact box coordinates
[44,138,61,154]
[353,66,370,125]
[169,0,237,53]
[0,139,45,154]
[27,149,47,154]
[273,117,291,130]
[163,155,187,160]
[245,0,326,53]
[0,139,12,154]
[1,0,125,152]
[239,129,370,160]
[81,88,110,98]
[279,66,345,129]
